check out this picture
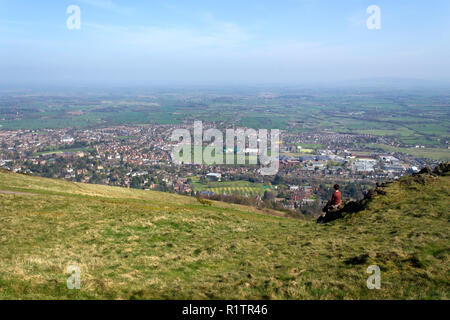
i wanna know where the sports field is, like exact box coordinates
[192,180,273,197]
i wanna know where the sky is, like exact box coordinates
[0,0,449,86]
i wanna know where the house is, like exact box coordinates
[199,190,215,196]
[61,136,74,143]
[206,173,222,181]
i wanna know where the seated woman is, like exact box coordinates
[323,184,342,212]
[318,184,343,223]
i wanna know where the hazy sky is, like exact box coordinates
[1,0,450,86]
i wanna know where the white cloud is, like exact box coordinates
[77,0,134,15]
[83,16,252,53]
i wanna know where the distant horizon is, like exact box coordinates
[1,77,450,93]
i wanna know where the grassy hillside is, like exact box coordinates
[0,169,448,299]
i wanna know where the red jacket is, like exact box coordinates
[330,190,341,206]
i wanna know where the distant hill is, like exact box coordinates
[0,168,448,299]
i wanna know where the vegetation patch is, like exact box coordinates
[0,169,448,299]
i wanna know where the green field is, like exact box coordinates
[192,180,273,196]
[0,170,449,299]
[32,147,94,157]
[366,143,450,161]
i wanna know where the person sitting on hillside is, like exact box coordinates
[322,184,342,212]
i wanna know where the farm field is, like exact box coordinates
[1,89,449,151]
[366,144,450,162]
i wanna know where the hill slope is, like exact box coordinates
[0,169,448,299]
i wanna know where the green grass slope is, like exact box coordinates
[0,169,448,299]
